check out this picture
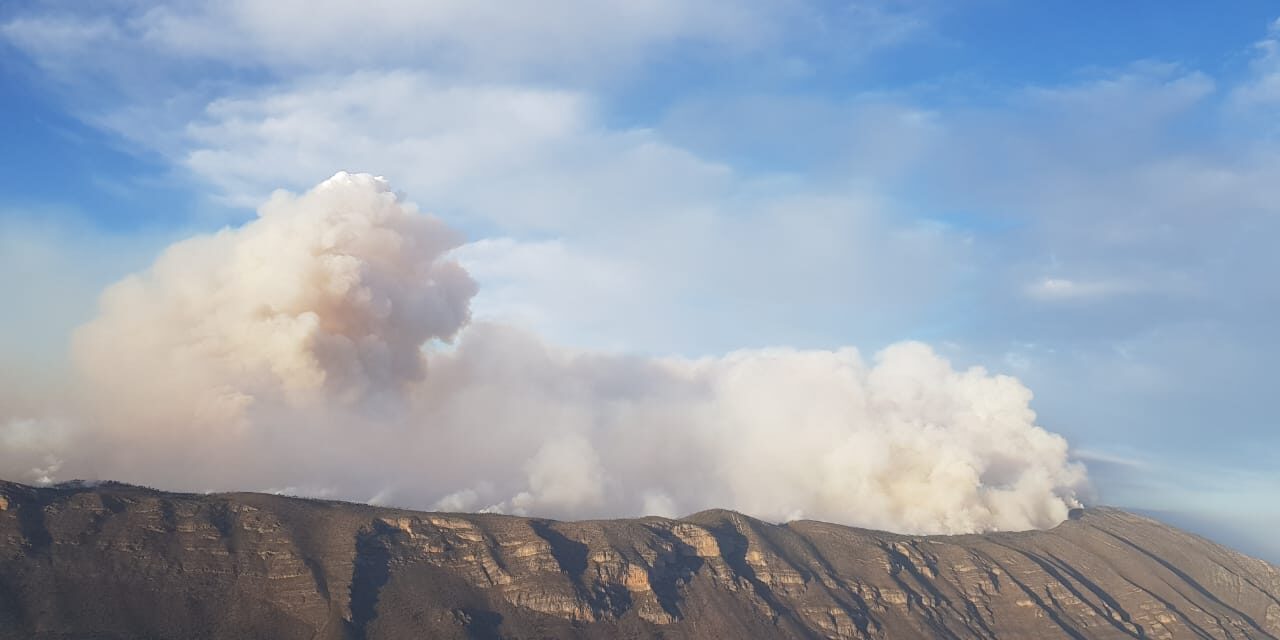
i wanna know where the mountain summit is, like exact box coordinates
[1,480,1276,639]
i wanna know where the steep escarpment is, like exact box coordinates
[0,480,1277,639]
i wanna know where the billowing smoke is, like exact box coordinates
[1,173,1087,534]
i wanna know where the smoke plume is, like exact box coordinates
[1,173,1087,534]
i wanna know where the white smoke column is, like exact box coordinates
[7,172,1087,534]
[418,325,1087,533]
[65,172,476,487]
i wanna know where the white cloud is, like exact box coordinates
[156,71,733,237]
[2,1,927,83]
[0,2,958,359]
[178,71,601,211]
[1022,276,1173,303]
[1229,17,1280,133]
[125,69,962,353]
[139,0,774,74]
[1025,277,1133,302]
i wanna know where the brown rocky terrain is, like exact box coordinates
[1,479,1277,639]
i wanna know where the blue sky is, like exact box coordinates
[2,1,1279,558]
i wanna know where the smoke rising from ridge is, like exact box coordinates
[1,173,1087,534]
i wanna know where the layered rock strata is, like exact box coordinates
[1,480,1277,639]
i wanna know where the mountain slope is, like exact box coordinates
[1,479,1277,639]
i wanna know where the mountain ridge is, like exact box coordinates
[1,478,1277,639]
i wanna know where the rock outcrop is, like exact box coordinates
[1,479,1277,639]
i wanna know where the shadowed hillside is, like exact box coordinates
[1,479,1277,639]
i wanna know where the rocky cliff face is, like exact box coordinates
[1,480,1277,639]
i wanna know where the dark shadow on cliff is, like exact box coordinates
[455,607,504,639]
[347,521,394,639]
